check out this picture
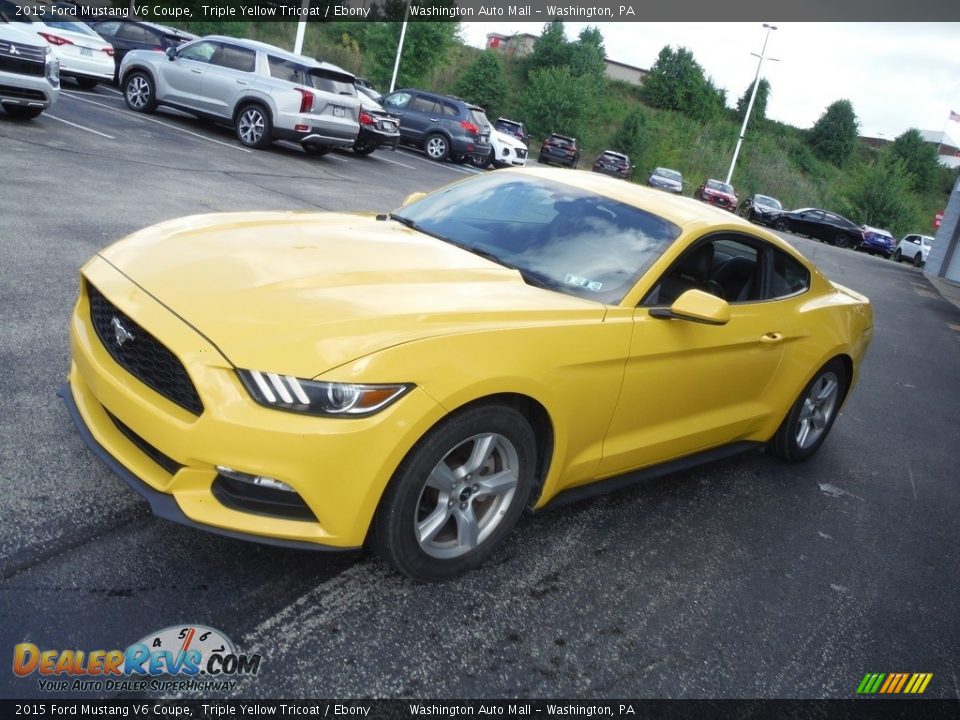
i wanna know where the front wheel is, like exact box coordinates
[774,218,789,232]
[913,253,923,267]
[424,133,449,162]
[235,104,272,149]
[893,248,902,262]
[768,359,848,463]
[372,404,536,582]
[124,71,157,113]
[833,234,852,248]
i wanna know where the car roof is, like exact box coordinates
[600,151,629,159]
[549,133,576,142]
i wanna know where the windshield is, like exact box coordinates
[755,195,782,210]
[392,174,680,305]
[706,180,733,194]
[655,168,681,182]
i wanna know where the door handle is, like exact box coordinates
[759,332,784,344]
[190,68,202,74]
[430,117,439,121]
[236,80,248,85]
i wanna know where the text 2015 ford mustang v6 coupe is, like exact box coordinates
[62,168,873,581]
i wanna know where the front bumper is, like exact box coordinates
[0,68,59,108]
[65,258,444,549]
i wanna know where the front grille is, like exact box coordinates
[0,40,46,64]
[212,474,316,521]
[105,408,184,476]
[0,84,46,100]
[516,148,527,159]
[0,55,45,77]
[87,283,204,415]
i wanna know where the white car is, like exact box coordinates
[31,20,114,88]
[473,127,528,168]
[0,22,59,119]
[893,234,933,267]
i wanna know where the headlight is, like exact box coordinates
[238,370,411,417]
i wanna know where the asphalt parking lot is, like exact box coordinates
[1,84,959,701]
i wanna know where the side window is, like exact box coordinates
[178,41,218,64]
[411,96,439,113]
[383,92,411,109]
[213,45,256,73]
[93,21,121,37]
[442,102,459,116]
[769,248,810,299]
[644,236,760,306]
[267,55,303,83]
[116,23,148,42]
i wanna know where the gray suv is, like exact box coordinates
[119,35,360,153]
[0,22,60,120]
[382,88,491,163]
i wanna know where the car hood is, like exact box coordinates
[492,129,525,150]
[650,175,682,190]
[98,212,605,378]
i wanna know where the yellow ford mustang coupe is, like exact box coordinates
[62,168,872,581]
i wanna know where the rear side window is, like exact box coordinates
[93,21,121,37]
[442,102,459,116]
[770,248,810,298]
[214,45,256,73]
[267,56,308,84]
[116,23,149,42]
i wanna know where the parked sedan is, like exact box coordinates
[62,167,872,582]
[120,36,360,153]
[647,167,683,194]
[538,133,580,168]
[893,234,934,267]
[857,226,896,258]
[30,20,114,88]
[737,193,783,226]
[592,150,632,179]
[695,179,737,212]
[771,208,864,249]
[354,91,399,156]
[89,19,195,83]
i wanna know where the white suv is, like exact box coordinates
[119,35,360,153]
[893,234,933,267]
[0,22,60,119]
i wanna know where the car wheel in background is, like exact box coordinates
[124,72,157,113]
[3,106,44,120]
[833,234,851,248]
[235,104,272,150]
[774,218,789,232]
[893,249,902,262]
[424,133,449,162]
[914,253,923,267]
[372,403,536,582]
[352,142,376,156]
[768,358,847,463]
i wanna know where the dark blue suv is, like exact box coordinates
[382,88,492,163]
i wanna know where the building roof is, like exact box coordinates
[919,129,959,150]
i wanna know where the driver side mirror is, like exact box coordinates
[650,289,730,326]
[166,47,177,61]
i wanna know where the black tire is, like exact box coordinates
[538,154,547,165]
[76,78,98,89]
[372,404,537,582]
[893,248,902,263]
[352,142,376,156]
[768,358,848,463]
[833,234,852,248]
[913,253,923,267]
[123,71,157,113]
[774,218,789,232]
[235,103,272,149]
[303,144,330,156]
[423,133,449,162]
[3,106,43,120]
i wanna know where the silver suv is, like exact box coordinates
[0,22,60,120]
[119,35,360,153]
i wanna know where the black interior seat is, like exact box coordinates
[657,243,720,303]
[712,256,757,301]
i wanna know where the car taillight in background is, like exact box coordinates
[460,120,478,134]
[294,88,314,114]
[103,48,115,57]
[38,32,73,46]
[359,110,376,126]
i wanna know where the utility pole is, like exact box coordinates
[389,0,412,92]
[725,23,778,185]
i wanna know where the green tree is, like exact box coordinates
[361,20,460,90]
[890,129,939,193]
[452,51,509,117]
[642,46,725,122]
[809,99,859,166]
[735,78,771,123]
[526,21,573,77]
[840,154,920,235]
[570,26,606,81]
[612,107,649,177]
[520,65,595,144]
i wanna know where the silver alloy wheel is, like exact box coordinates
[238,108,266,146]
[425,135,447,160]
[126,76,150,110]
[795,371,839,449]
[414,432,520,559]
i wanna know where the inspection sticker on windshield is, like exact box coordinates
[565,274,603,291]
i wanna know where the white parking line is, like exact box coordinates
[61,90,252,153]
[396,148,483,175]
[45,114,115,139]
[100,86,123,96]
[372,153,416,169]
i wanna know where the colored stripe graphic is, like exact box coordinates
[857,672,932,694]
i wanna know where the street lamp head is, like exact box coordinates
[763,23,778,31]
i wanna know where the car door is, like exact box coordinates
[402,93,442,145]
[597,234,807,477]
[794,210,824,238]
[196,42,258,120]
[381,91,414,140]
[160,39,219,111]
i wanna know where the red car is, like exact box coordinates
[696,179,738,212]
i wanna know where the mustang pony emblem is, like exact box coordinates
[110,316,135,347]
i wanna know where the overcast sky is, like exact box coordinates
[459,22,960,143]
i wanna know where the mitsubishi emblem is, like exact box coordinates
[9,45,20,56]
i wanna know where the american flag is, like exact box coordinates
[950,110,960,122]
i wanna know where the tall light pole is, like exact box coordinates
[389,0,412,92]
[725,23,778,185]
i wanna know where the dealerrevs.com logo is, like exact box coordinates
[12,625,262,693]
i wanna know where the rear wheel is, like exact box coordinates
[236,104,272,149]
[893,248,902,262]
[372,404,536,582]
[914,253,923,267]
[424,133,449,162]
[833,234,852,248]
[124,71,157,113]
[768,359,847,463]
[3,106,43,119]
[352,142,376,156]
[774,218,789,232]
